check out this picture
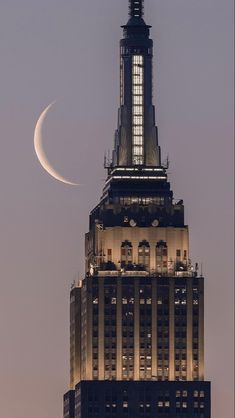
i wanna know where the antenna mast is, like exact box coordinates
[129,0,144,18]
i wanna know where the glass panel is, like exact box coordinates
[133,126,143,135]
[133,137,143,146]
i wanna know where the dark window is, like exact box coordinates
[176,249,181,257]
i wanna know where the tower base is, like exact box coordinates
[64,380,211,418]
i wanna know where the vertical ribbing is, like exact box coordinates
[134,278,140,380]
[187,279,193,380]
[169,278,175,380]
[116,277,122,380]
[86,281,93,380]
[199,278,205,380]
[98,278,105,380]
[151,278,157,378]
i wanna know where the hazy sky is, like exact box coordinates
[0,0,233,417]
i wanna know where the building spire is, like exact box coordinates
[129,0,144,19]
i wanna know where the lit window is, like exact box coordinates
[133,116,142,125]
[133,137,143,145]
[133,146,143,155]
[133,106,143,115]
[133,156,143,165]
[133,96,143,105]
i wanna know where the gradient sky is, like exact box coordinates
[0,0,233,417]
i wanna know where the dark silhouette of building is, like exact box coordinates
[63,1,211,417]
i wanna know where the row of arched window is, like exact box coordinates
[120,240,170,273]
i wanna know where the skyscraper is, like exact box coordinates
[63,1,211,417]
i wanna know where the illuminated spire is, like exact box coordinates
[129,0,144,19]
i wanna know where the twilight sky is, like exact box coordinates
[0,0,233,417]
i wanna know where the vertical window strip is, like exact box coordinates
[120,55,124,105]
[132,55,144,165]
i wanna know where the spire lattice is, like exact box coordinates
[129,0,144,18]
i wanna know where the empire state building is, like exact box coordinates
[63,1,211,417]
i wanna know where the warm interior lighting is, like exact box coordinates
[132,55,144,165]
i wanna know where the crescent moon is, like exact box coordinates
[34,102,79,186]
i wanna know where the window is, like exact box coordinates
[120,56,124,105]
[132,55,144,165]
[156,241,168,274]
[119,196,164,206]
[176,249,181,258]
[121,241,133,266]
[138,240,150,270]
[107,248,112,262]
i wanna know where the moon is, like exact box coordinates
[34,102,79,186]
